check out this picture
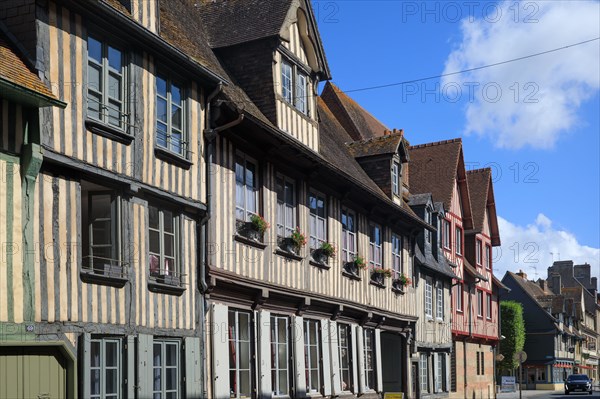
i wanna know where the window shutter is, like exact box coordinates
[320,319,332,396]
[81,333,91,399]
[328,321,341,396]
[292,315,306,397]
[356,326,366,394]
[374,329,383,392]
[350,325,359,394]
[185,336,202,398]
[257,310,272,399]
[137,334,153,398]
[127,335,135,398]
[445,353,451,392]
[211,303,230,399]
[432,352,439,393]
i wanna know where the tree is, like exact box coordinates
[498,300,526,373]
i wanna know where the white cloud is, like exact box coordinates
[442,0,600,149]
[494,214,600,285]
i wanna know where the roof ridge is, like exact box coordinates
[408,137,462,149]
[346,131,403,146]
[467,167,492,175]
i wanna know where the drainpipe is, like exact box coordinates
[200,82,244,398]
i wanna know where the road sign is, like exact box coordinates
[501,376,517,392]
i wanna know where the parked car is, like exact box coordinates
[565,374,593,395]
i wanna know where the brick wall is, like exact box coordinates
[451,340,495,399]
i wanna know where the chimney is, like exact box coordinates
[551,274,562,295]
[591,277,597,290]
[516,270,528,280]
[538,279,546,291]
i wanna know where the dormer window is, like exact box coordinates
[280,57,310,116]
[425,207,432,243]
[391,162,400,196]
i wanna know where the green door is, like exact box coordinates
[0,346,67,398]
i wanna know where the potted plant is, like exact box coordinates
[280,227,307,254]
[237,214,269,241]
[344,255,366,276]
[392,272,412,290]
[312,241,336,264]
[371,267,392,284]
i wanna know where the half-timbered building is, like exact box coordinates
[0,0,229,396]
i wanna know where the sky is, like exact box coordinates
[313,0,600,282]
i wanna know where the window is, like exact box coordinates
[304,319,321,394]
[156,75,185,156]
[276,176,296,238]
[443,220,451,249]
[476,352,485,375]
[391,162,400,196]
[295,73,307,114]
[425,278,433,318]
[338,324,353,393]
[369,224,382,269]
[436,281,444,320]
[87,35,126,129]
[235,154,259,222]
[476,239,482,265]
[485,244,492,269]
[271,316,291,397]
[425,208,432,243]
[391,234,403,278]
[280,57,310,115]
[486,293,492,320]
[420,354,429,393]
[281,60,293,104]
[229,310,253,399]
[436,354,445,392]
[341,209,357,263]
[476,351,480,375]
[363,328,376,391]
[153,340,180,398]
[90,338,121,399]
[308,191,326,249]
[81,181,123,277]
[148,206,181,285]
[455,226,462,255]
[477,290,484,318]
[455,283,463,312]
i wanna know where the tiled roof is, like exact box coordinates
[346,131,404,158]
[414,245,458,279]
[408,139,469,214]
[0,31,59,104]
[196,0,293,49]
[466,168,491,232]
[321,81,390,140]
[463,259,488,282]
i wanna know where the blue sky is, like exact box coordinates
[313,0,600,279]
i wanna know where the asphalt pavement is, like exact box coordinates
[497,389,600,399]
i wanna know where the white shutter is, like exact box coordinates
[292,315,306,397]
[81,333,91,399]
[137,334,153,398]
[127,335,135,399]
[185,336,202,398]
[329,321,341,395]
[445,353,451,392]
[320,319,332,396]
[212,303,230,399]
[433,352,439,393]
[351,325,359,394]
[375,329,383,392]
[257,310,272,399]
[356,326,366,394]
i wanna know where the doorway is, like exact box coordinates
[381,332,404,394]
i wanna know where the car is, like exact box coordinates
[564,374,593,395]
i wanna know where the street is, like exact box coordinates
[497,390,600,399]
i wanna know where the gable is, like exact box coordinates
[483,208,491,237]
[450,179,463,219]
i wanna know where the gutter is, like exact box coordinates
[0,78,67,108]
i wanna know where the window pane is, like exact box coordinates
[172,105,182,130]
[166,343,178,366]
[154,343,162,366]
[149,230,160,254]
[106,368,118,395]
[171,131,182,154]
[88,64,102,92]
[171,84,182,105]
[105,341,118,367]
[108,73,121,100]
[239,342,250,370]
[90,369,101,395]
[149,206,159,229]
[163,211,174,232]
[107,46,122,71]
[156,77,167,98]
[156,122,168,148]
[239,313,250,341]
[277,344,287,369]
[91,341,101,367]
[88,37,102,63]
[166,368,177,390]
[157,97,168,123]
[239,370,251,397]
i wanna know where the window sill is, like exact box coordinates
[85,119,134,145]
[275,248,303,261]
[342,270,361,281]
[154,146,193,169]
[436,318,444,323]
[309,260,331,270]
[369,279,386,289]
[391,286,406,295]
[148,280,186,296]
[426,316,434,322]
[234,234,268,249]
[456,309,464,313]
[80,270,128,287]
[477,315,484,319]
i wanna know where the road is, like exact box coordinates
[497,391,600,399]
